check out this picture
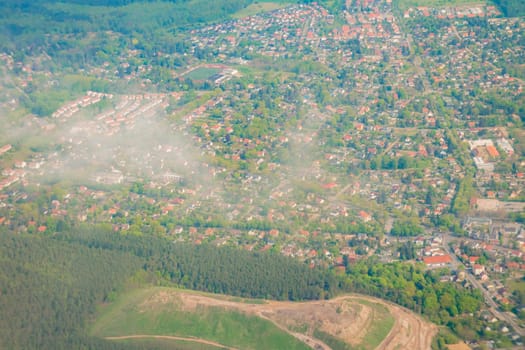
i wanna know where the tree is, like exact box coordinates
[398,241,416,260]
[390,217,424,237]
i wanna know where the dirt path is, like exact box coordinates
[105,334,238,349]
[363,296,437,350]
[253,308,332,350]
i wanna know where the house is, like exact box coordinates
[308,249,318,258]
[423,254,452,267]
[414,236,426,247]
[0,144,12,156]
[358,210,372,222]
[468,256,480,265]
[473,264,485,276]
[486,145,499,158]
[322,182,337,189]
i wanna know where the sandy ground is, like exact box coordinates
[134,290,437,350]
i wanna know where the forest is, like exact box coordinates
[0,233,145,349]
[0,226,489,349]
[344,259,483,325]
[0,0,250,55]
[0,228,338,349]
[58,228,339,300]
[493,0,525,17]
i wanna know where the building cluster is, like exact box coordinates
[52,91,113,119]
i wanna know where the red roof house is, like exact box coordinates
[423,255,452,267]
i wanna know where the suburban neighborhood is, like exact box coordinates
[1,0,525,348]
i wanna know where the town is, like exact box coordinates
[0,0,524,348]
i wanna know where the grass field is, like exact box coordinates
[396,0,490,10]
[313,329,353,350]
[356,300,395,349]
[91,288,310,350]
[185,67,222,81]
[233,2,290,18]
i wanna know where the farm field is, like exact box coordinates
[91,287,437,350]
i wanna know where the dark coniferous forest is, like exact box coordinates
[0,229,338,349]
[494,0,525,17]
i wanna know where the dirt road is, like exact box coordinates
[374,299,437,350]
[105,334,237,349]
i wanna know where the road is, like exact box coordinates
[442,234,525,336]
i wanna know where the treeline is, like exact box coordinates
[451,177,475,215]
[364,154,431,170]
[0,0,253,55]
[60,228,339,300]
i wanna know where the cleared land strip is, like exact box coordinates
[105,334,237,349]
[162,291,437,350]
[101,289,437,350]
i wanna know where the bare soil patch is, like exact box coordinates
[373,296,437,350]
[137,289,437,349]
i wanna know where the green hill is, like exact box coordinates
[91,287,401,350]
[91,288,311,350]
